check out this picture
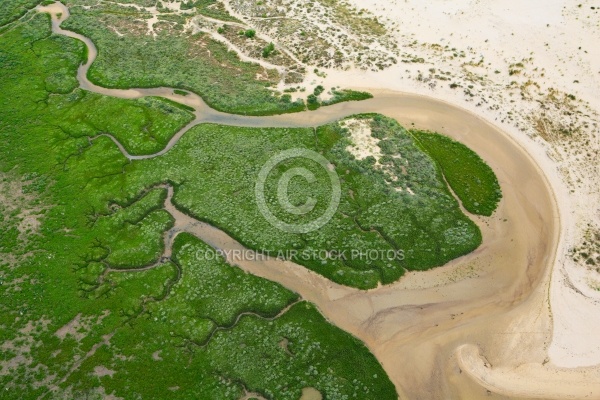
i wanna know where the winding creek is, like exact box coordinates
[33,3,599,399]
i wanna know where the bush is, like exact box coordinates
[306,93,320,110]
[262,42,275,57]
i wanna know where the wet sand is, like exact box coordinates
[35,3,600,398]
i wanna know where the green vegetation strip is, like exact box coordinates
[308,88,373,111]
[322,89,374,105]
[411,130,502,216]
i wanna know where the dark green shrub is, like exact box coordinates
[262,42,275,57]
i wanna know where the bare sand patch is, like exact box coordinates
[300,387,322,400]
[55,311,110,342]
[93,366,116,378]
[342,118,379,161]
[456,344,600,399]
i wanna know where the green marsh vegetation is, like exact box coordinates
[61,2,305,115]
[411,130,502,216]
[180,0,242,22]
[307,88,373,111]
[322,88,373,106]
[0,5,502,398]
[0,0,43,28]
[118,115,487,288]
[57,0,370,115]
[0,11,396,399]
[58,91,195,155]
[173,88,189,96]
